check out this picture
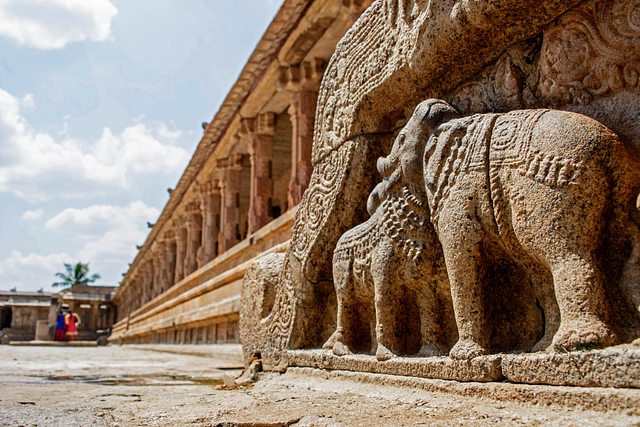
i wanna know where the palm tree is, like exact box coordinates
[52,262,101,289]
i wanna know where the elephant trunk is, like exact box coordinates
[377,156,397,178]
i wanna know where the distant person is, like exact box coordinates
[55,311,66,341]
[65,311,81,341]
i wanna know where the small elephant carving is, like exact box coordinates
[323,100,458,360]
[417,100,640,359]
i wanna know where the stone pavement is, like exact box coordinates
[0,344,639,426]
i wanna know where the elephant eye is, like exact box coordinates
[398,134,405,145]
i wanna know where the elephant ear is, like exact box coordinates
[416,99,460,134]
[421,102,460,197]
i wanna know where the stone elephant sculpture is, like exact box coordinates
[416,99,640,359]
[323,100,459,361]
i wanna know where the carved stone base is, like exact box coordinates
[287,350,503,382]
[286,347,640,388]
[502,346,640,389]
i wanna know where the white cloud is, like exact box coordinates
[0,0,118,49]
[1,201,159,291]
[20,93,34,108]
[45,201,159,277]
[0,250,74,291]
[21,208,43,220]
[45,201,159,231]
[156,121,183,141]
[0,88,191,202]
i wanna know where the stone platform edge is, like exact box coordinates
[130,343,244,367]
[9,340,97,347]
[502,345,640,388]
[288,349,502,382]
[286,345,640,389]
[285,367,640,414]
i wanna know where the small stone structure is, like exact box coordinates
[56,285,117,341]
[0,285,116,343]
[0,290,52,343]
[241,0,640,389]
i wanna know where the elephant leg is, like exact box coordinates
[324,259,354,356]
[369,307,378,355]
[548,251,617,351]
[372,243,397,361]
[440,209,489,360]
[525,262,560,353]
[619,217,640,316]
[374,286,396,361]
[415,279,445,357]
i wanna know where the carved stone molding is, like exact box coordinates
[538,0,640,107]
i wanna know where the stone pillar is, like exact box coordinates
[127,282,134,316]
[144,262,153,303]
[135,274,144,307]
[154,241,165,294]
[184,201,202,278]
[288,90,316,207]
[217,154,243,254]
[140,273,145,302]
[138,278,143,307]
[243,113,276,234]
[163,230,177,288]
[151,247,162,299]
[174,217,187,283]
[199,180,221,267]
[279,58,325,208]
[131,283,138,314]
[91,303,99,331]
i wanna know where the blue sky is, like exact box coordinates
[0,0,282,291]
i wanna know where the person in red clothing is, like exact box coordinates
[65,310,80,341]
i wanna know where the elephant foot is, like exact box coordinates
[417,343,445,358]
[449,339,488,360]
[376,344,395,361]
[323,330,341,350]
[531,332,555,353]
[552,322,617,352]
[324,330,352,356]
[332,340,352,357]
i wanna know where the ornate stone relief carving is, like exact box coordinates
[292,0,581,319]
[319,99,640,363]
[240,0,640,387]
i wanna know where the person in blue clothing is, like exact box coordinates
[55,311,66,341]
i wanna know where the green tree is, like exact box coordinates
[52,262,101,289]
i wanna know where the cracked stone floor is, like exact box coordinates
[0,345,638,426]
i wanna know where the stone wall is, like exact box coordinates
[110,0,373,345]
